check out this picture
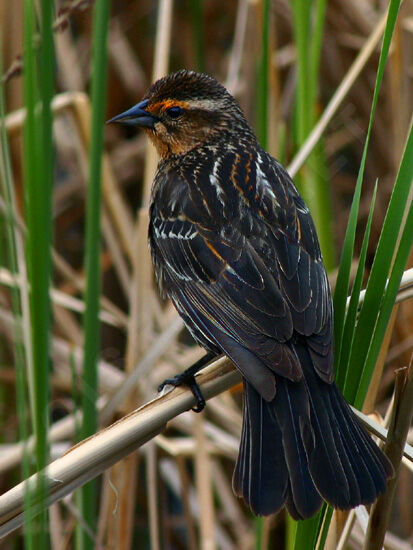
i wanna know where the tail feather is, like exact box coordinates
[297,363,353,508]
[273,378,323,518]
[285,483,305,521]
[233,394,251,499]
[329,390,379,499]
[331,388,393,490]
[233,383,289,516]
[232,344,393,517]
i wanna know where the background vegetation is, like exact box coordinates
[0,0,412,548]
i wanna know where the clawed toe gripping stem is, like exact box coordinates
[157,352,216,413]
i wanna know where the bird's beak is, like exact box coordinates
[107,99,158,128]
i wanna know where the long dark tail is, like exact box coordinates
[232,345,393,518]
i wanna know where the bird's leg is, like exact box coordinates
[158,352,217,412]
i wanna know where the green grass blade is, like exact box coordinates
[316,506,333,550]
[286,516,297,550]
[23,0,55,545]
[292,510,323,550]
[352,123,413,407]
[308,0,327,109]
[336,182,377,390]
[333,0,401,368]
[77,0,110,545]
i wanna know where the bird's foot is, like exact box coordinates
[158,372,206,413]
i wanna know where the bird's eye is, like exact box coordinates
[166,106,183,119]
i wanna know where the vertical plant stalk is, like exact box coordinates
[287,8,392,179]
[78,0,110,545]
[291,0,334,270]
[364,364,413,550]
[336,183,377,389]
[23,0,55,544]
[0,59,32,547]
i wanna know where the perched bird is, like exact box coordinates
[109,70,393,518]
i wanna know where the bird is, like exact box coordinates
[108,70,393,519]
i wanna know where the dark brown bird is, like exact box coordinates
[109,70,393,518]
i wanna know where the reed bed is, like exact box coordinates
[0,1,412,549]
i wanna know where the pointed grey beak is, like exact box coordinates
[107,99,158,128]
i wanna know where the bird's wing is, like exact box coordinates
[150,155,334,393]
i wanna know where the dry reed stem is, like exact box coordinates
[350,405,413,462]
[101,207,131,296]
[146,442,160,550]
[108,21,147,98]
[194,412,216,550]
[53,305,83,346]
[170,413,239,459]
[364,362,413,550]
[55,27,86,91]
[0,356,238,537]
[210,459,253,549]
[0,316,183,474]
[352,522,413,550]
[0,306,124,391]
[0,266,127,329]
[335,510,356,550]
[71,93,136,262]
[225,0,249,95]
[100,315,184,420]
[49,503,65,550]
[176,455,198,550]
[68,105,133,302]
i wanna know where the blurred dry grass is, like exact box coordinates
[0,0,412,548]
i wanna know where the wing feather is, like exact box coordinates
[149,151,334,387]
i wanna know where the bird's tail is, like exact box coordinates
[232,344,393,518]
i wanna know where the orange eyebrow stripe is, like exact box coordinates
[146,99,191,113]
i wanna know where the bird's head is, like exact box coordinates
[108,70,250,158]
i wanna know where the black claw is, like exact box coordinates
[158,378,178,393]
[158,371,206,413]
